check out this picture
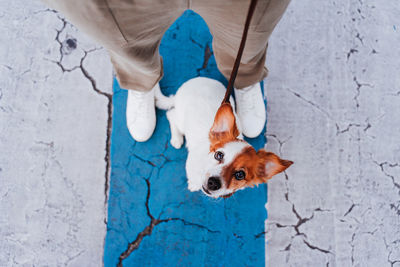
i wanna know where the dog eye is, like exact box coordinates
[214,151,224,161]
[234,170,246,180]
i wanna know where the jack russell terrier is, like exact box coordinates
[155,77,293,198]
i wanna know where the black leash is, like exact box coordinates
[221,0,259,104]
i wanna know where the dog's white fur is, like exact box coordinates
[156,77,252,197]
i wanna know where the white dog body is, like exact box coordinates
[156,77,292,198]
[156,77,242,192]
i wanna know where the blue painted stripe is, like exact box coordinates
[105,10,267,267]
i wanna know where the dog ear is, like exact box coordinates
[256,150,293,182]
[209,103,240,150]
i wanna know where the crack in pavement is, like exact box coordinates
[274,205,331,241]
[266,134,292,157]
[264,133,333,255]
[49,15,81,73]
[335,120,371,135]
[79,49,113,205]
[371,159,400,194]
[33,140,86,264]
[117,178,220,267]
[347,48,359,61]
[269,157,333,255]
[355,33,364,45]
[383,237,400,267]
[285,88,334,121]
[266,0,398,265]
[343,203,358,217]
[389,203,400,216]
[349,230,358,265]
[303,239,331,254]
[352,76,373,109]
[196,44,213,76]
[189,36,204,49]
[33,8,58,15]
[49,15,113,206]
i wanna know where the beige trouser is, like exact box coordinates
[43,0,290,91]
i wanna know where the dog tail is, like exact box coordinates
[155,85,175,110]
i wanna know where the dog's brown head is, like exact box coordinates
[202,103,293,198]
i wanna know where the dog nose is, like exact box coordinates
[207,177,221,191]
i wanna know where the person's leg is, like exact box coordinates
[192,0,291,137]
[42,0,186,141]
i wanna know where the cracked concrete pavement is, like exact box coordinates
[1,1,112,266]
[265,0,400,266]
[116,178,220,267]
[1,0,399,266]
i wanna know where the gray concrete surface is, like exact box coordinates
[265,0,400,266]
[0,1,112,266]
[1,0,399,266]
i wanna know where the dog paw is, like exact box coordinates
[170,136,183,149]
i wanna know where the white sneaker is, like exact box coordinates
[234,83,266,138]
[126,84,157,142]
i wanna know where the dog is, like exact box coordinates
[155,77,293,198]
